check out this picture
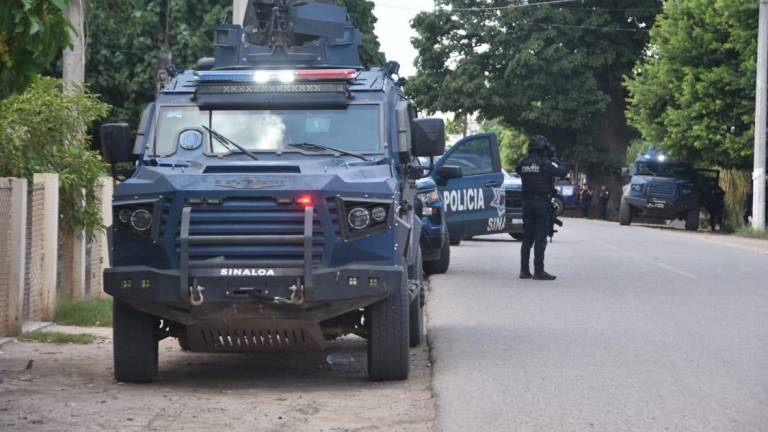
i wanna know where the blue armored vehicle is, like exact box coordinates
[619,152,718,231]
[98,0,445,382]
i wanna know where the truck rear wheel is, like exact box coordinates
[424,234,450,275]
[367,273,409,381]
[685,209,699,231]
[619,198,632,226]
[449,237,461,246]
[113,300,158,383]
[509,232,524,241]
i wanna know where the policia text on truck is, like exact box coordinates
[98,0,444,382]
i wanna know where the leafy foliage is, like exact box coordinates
[478,119,527,170]
[624,0,757,169]
[0,76,110,237]
[84,0,231,124]
[408,0,662,171]
[0,0,72,99]
[339,0,386,67]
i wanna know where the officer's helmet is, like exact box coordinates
[529,135,551,155]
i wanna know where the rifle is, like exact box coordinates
[548,191,564,242]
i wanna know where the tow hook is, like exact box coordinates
[189,281,205,306]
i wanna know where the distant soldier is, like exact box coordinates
[706,185,725,231]
[598,185,610,220]
[516,135,567,281]
[580,185,593,219]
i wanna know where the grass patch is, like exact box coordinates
[18,331,99,344]
[735,226,768,240]
[54,298,112,327]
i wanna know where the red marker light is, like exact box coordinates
[295,69,357,81]
[296,195,314,207]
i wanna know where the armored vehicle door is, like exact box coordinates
[434,133,504,241]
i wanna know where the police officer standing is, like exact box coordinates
[515,135,568,280]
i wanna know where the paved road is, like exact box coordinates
[427,219,768,432]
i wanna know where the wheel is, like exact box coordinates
[113,300,158,383]
[685,209,699,231]
[408,246,424,347]
[552,196,565,216]
[424,233,450,275]
[509,232,524,241]
[366,273,409,381]
[449,236,461,246]
[619,198,632,226]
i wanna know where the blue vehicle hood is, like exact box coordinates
[117,158,397,197]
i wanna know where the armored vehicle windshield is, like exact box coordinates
[634,161,695,180]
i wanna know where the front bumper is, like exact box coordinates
[626,196,696,218]
[105,263,401,320]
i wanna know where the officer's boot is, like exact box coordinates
[533,271,556,280]
[519,268,533,279]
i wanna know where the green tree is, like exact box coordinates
[339,0,386,67]
[84,0,231,124]
[408,0,662,174]
[0,76,110,236]
[0,0,72,99]
[624,0,757,169]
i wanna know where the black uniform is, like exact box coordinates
[598,188,610,220]
[515,151,567,278]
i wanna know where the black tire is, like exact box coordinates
[619,198,632,226]
[367,273,409,381]
[449,236,461,246]
[509,232,524,241]
[685,209,699,231]
[408,246,424,348]
[424,234,450,275]
[552,196,565,216]
[113,300,159,383]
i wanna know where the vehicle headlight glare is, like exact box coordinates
[347,207,370,230]
[371,206,387,222]
[130,209,153,232]
[681,188,692,195]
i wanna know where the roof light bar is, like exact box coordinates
[195,69,357,84]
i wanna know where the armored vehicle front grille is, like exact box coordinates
[183,197,324,263]
[505,190,523,209]
[648,183,676,199]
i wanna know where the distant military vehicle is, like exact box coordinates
[99,0,444,383]
[619,152,719,231]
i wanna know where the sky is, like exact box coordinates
[372,0,436,78]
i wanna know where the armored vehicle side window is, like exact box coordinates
[444,137,493,176]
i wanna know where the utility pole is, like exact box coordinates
[233,0,248,26]
[156,0,173,95]
[753,0,767,231]
[63,0,85,90]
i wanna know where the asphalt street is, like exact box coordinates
[427,219,768,432]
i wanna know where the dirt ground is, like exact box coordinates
[0,323,434,432]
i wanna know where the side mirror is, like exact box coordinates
[99,123,133,164]
[437,165,463,180]
[411,118,446,157]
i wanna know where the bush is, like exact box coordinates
[0,75,110,237]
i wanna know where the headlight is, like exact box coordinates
[347,207,371,230]
[130,209,153,232]
[417,189,440,205]
[118,208,132,224]
[371,206,387,222]
[681,188,692,195]
[631,184,644,192]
